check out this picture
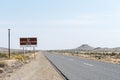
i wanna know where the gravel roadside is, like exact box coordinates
[5,52,63,80]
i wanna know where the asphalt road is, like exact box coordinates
[45,52,120,80]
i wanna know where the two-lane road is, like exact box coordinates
[45,52,120,80]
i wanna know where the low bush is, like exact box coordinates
[11,54,31,61]
[110,52,116,56]
[0,61,7,68]
[12,54,24,61]
[0,53,8,58]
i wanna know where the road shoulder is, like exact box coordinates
[5,52,63,80]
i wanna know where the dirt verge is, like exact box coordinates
[3,52,63,80]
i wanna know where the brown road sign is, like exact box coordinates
[20,37,37,46]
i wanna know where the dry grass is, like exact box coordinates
[0,53,8,58]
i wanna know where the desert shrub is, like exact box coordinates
[111,52,116,56]
[103,53,109,56]
[102,53,106,55]
[0,62,7,68]
[0,53,8,58]
[71,53,74,56]
[23,55,30,60]
[12,53,31,61]
[118,53,120,55]
[89,52,95,55]
[12,54,24,61]
[84,53,89,55]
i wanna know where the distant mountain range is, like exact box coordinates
[0,47,8,51]
[75,44,120,52]
[0,47,22,53]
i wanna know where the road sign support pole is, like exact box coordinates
[8,29,11,59]
[23,47,25,57]
[33,47,36,59]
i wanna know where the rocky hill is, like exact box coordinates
[71,44,120,53]
[76,44,94,51]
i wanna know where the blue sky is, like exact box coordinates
[0,0,120,50]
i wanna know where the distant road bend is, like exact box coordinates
[45,52,120,80]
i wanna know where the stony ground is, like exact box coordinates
[3,52,63,80]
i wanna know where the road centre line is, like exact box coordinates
[84,63,94,66]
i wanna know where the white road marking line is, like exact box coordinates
[84,63,94,66]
